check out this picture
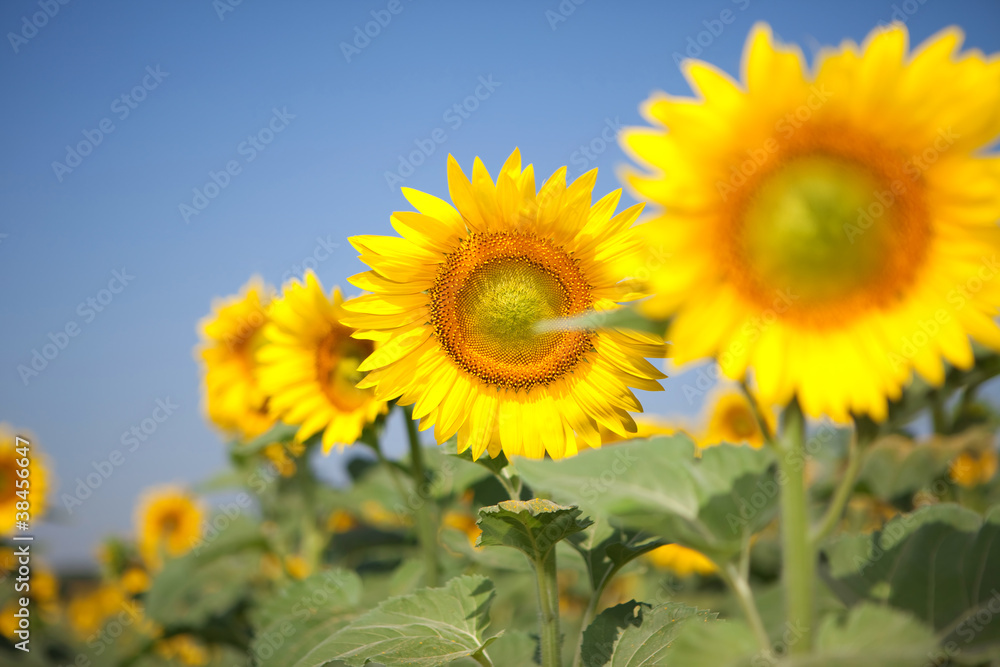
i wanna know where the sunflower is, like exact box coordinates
[342,149,668,459]
[646,543,718,577]
[256,272,388,451]
[135,486,204,569]
[622,23,1000,422]
[699,387,775,449]
[156,634,209,666]
[949,448,998,488]
[0,424,49,533]
[198,277,276,439]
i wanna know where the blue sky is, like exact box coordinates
[2,0,998,568]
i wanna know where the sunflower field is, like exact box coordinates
[6,14,1000,667]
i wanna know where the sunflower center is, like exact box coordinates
[722,405,757,440]
[742,156,888,301]
[727,130,931,324]
[317,331,373,411]
[431,232,594,390]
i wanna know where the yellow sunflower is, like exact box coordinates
[622,23,1000,422]
[257,273,388,451]
[949,448,998,488]
[699,387,775,449]
[156,634,209,666]
[198,277,275,439]
[341,149,668,459]
[0,424,49,533]
[646,543,718,577]
[135,486,204,569]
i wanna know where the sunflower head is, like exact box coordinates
[342,149,668,460]
[699,388,774,449]
[645,543,718,577]
[442,509,482,548]
[622,23,1000,422]
[156,634,210,666]
[597,415,678,446]
[949,448,998,488]
[135,486,204,569]
[257,272,388,452]
[198,277,275,439]
[0,424,49,533]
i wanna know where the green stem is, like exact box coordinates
[777,400,814,654]
[534,549,562,667]
[721,563,770,653]
[810,430,863,546]
[404,406,440,587]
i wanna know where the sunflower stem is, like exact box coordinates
[534,548,562,667]
[776,399,814,654]
[404,406,440,587]
[721,562,770,653]
[810,429,864,547]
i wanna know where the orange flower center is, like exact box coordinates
[316,329,374,411]
[723,125,931,326]
[430,231,594,390]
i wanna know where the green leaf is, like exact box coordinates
[857,433,970,500]
[301,575,500,666]
[514,436,778,560]
[824,503,1000,661]
[788,603,936,667]
[250,569,363,667]
[582,600,720,667]
[568,519,665,592]
[236,421,300,454]
[477,499,593,562]
[145,518,266,627]
[479,630,537,666]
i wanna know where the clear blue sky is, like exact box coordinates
[2,0,998,569]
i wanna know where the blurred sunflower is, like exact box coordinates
[198,277,275,439]
[442,509,481,547]
[646,543,718,577]
[257,273,388,451]
[699,387,774,449]
[950,448,998,488]
[67,583,127,637]
[622,23,1000,421]
[156,634,209,666]
[342,149,668,460]
[135,486,204,569]
[0,424,49,533]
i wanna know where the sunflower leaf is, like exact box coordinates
[249,569,363,667]
[298,574,501,666]
[581,600,719,667]
[823,503,1000,662]
[568,519,666,591]
[234,421,300,454]
[477,499,592,562]
[514,435,778,561]
[857,432,973,500]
